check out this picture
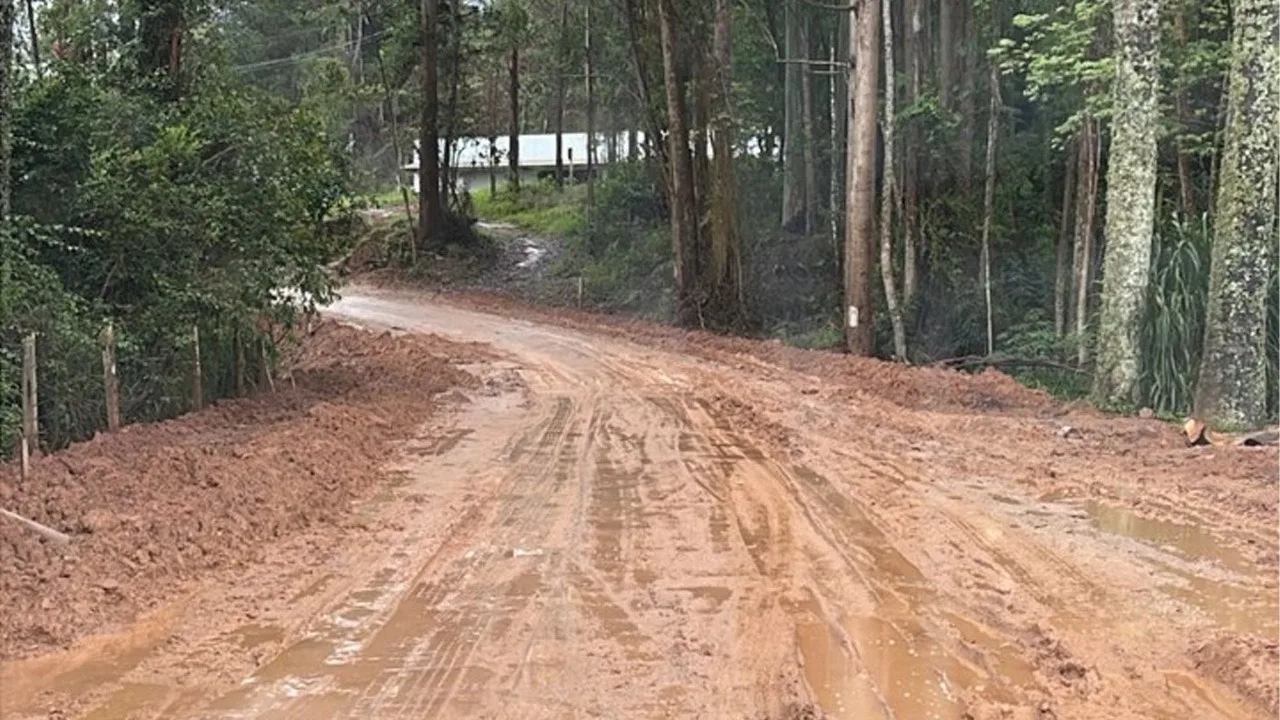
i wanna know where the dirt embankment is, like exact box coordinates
[0,322,487,661]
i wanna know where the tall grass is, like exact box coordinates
[1139,214,1211,416]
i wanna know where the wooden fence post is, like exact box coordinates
[235,330,246,397]
[20,334,37,480]
[191,325,203,410]
[100,323,121,431]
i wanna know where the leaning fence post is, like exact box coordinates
[20,333,37,480]
[100,323,121,431]
[191,325,203,411]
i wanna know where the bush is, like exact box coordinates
[1,68,353,457]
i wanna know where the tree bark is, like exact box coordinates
[1071,117,1101,366]
[1054,137,1078,338]
[1093,0,1162,406]
[0,0,10,226]
[656,0,698,325]
[1195,0,1278,429]
[417,0,441,249]
[845,0,879,355]
[707,0,746,328]
[979,66,1001,357]
[938,0,955,110]
[902,0,922,309]
[509,45,521,191]
[879,0,907,361]
[781,0,807,229]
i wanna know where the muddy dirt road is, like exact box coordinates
[5,286,1277,720]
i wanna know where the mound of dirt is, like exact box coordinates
[0,322,487,660]
[1190,633,1280,715]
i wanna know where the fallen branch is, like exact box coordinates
[1,507,71,545]
[933,355,1087,374]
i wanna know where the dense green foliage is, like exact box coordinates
[1,3,351,455]
[3,0,1275,440]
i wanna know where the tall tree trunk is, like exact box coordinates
[509,46,520,191]
[845,0,879,355]
[880,0,906,361]
[1171,1,1196,218]
[707,0,745,328]
[24,0,36,78]
[828,30,841,248]
[417,0,441,248]
[554,0,568,187]
[585,0,596,210]
[1195,0,1278,429]
[656,0,698,325]
[489,74,498,196]
[938,0,955,110]
[781,0,806,229]
[1,0,10,226]
[801,13,817,235]
[1093,0,1163,406]
[1054,137,1078,338]
[902,0,922,309]
[830,12,850,254]
[622,0,669,184]
[0,0,9,319]
[979,66,1001,357]
[441,0,463,209]
[1071,117,1101,366]
[956,0,975,180]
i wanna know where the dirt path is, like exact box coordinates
[4,286,1276,720]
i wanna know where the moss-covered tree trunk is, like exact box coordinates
[1194,0,1278,429]
[1092,0,1162,406]
[0,0,8,227]
[0,0,10,312]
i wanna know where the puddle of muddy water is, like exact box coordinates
[1078,500,1254,574]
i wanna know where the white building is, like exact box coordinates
[406,132,645,194]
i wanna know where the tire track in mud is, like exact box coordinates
[50,293,1274,720]
[686,399,1036,720]
[188,395,585,719]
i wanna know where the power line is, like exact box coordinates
[229,28,393,73]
